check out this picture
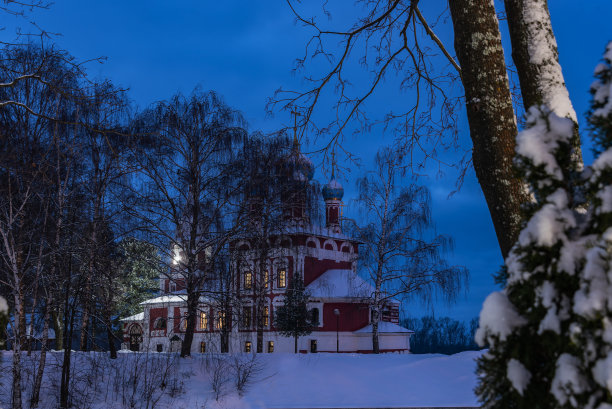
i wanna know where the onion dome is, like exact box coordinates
[281,152,315,182]
[322,179,344,201]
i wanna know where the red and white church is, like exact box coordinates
[121,148,413,354]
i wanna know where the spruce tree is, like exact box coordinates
[274,273,316,353]
[475,105,580,409]
[475,42,612,409]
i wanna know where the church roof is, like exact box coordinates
[307,269,373,299]
[354,321,414,334]
[120,312,145,322]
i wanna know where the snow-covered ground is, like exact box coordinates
[0,350,483,409]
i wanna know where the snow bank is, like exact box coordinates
[0,350,483,409]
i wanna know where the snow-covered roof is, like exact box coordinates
[354,321,414,334]
[120,312,145,322]
[307,269,373,299]
[140,295,188,305]
[139,294,213,306]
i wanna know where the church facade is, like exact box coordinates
[121,148,413,354]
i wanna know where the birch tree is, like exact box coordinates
[352,147,467,353]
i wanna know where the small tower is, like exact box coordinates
[322,174,344,234]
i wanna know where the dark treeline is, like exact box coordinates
[0,43,308,409]
[402,316,480,355]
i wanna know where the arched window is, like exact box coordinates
[153,317,166,330]
[244,271,253,290]
[310,308,320,326]
[278,270,286,288]
[199,311,208,330]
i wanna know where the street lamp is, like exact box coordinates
[333,308,340,353]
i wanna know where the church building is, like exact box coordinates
[121,142,413,354]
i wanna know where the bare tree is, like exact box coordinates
[274,0,581,259]
[128,89,246,357]
[350,147,467,353]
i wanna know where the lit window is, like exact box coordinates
[199,312,208,330]
[180,315,187,331]
[242,307,251,328]
[200,341,206,353]
[244,271,252,290]
[245,341,252,353]
[263,306,269,327]
[216,311,226,330]
[264,270,269,288]
[267,341,274,353]
[278,270,286,288]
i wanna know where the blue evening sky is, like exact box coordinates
[6,0,611,322]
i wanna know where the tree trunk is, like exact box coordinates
[105,309,117,359]
[30,301,50,407]
[12,339,22,409]
[449,0,529,259]
[372,310,380,354]
[52,309,64,350]
[12,277,25,409]
[180,288,198,357]
[504,0,583,170]
[79,293,90,351]
[256,300,264,353]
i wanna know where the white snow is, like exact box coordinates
[475,291,526,347]
[517,189,575,249]
[593,353,612,393]
[0,350,483,408]
[592,148,612,173]
[552,353,588,405]
[120,312,145,322]
[516,107,574,182]
[307,269,373,298]
[507,358,531,396]
[354,321,413,333]
[536,281,561,334]
[591,42,612,119]
[327,179,342,189]
[0,296,7,314]
[597,185,612,214]
[139,294,212,305]
[522,0,577,122]
[574,245,610,318]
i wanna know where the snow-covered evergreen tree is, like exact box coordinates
[475,42,612,409]
[562,41,612,409]
[274,273,316,353]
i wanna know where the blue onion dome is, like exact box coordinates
[322,179,344,201]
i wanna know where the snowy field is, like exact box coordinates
[0,350,483,409]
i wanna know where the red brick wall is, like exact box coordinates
[149,307,168,336]
[321,302,369,331]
